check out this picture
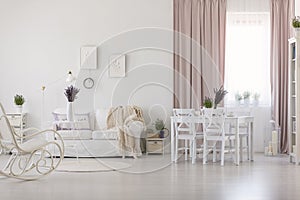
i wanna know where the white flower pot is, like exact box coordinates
[295,28,300,38]
[244,99,250,106]
[235,100,241,107]
[16,105,23,113]
[67,102,74,122]
[253,99,259,107]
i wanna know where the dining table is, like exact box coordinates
[170,114,254,165]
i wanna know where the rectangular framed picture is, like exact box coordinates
[80,46,97,69]
[109,54,126,77]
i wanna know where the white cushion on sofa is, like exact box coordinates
[52,112,91,130]
[92,128,118,140]
[95,108,110,130]
[58,130,92,140]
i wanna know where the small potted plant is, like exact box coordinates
[235,92,243,106]
[203,96,213,108]
[243,91,251,106]
[154,118,169,138]
[253,92,260,106]
[292,16,300,37]
[14,94,25,113]
[64,85,80,121]
[213,85,228,109]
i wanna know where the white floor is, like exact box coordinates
[0,153,300,200]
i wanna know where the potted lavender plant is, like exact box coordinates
[213,86,228,109]
[64,85,80,121]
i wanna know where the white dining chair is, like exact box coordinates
[173,109,203,164]
[226,107,251,161]
[203,108,235,166]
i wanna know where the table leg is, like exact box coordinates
[171,118,174,162]
[250,121,254,161]
[235,119,240,166]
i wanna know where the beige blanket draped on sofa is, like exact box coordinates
[106,105,145,157]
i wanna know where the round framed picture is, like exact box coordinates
[83,77,94,89]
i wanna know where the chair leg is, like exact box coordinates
[246,136,250,160]
[185,140,188,160]
[229,139,233,160]
[203,137,207,164]
[213,142,217,163]
[189,140,193,158]
[175,136,178,163]
[240,137,243,162]
[3,153,17,171]
[221,140,225,166]
[192,140,196,164]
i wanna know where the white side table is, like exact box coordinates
[6,113,27,143]
[146,137,166,155]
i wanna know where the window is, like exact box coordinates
[224,12,271,106]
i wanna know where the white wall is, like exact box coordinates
[0,0,173,130]
[296,0,300,16]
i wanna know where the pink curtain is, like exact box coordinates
[174,0,226,108]
[270,0,294,153]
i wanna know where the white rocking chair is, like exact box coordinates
[0,103,64,180]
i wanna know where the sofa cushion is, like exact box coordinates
[53,113,67,121]
[95,108,110,130]
[92,128,118,140]
[53,113,91,130]
[57,130,92,140]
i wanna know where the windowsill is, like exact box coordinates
[224,104,271,108]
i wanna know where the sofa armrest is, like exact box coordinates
[52,121,59,131]
[125,120,145,138]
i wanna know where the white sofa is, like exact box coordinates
[50,108,145,158]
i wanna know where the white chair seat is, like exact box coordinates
[19,138,49,152]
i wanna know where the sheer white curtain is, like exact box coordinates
[224,12,271,106]
[224,0,271,152]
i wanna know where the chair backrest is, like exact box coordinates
[0,103,18,148]
[0,102,6,116]
[203,108,225,136]
[173,109,195,136]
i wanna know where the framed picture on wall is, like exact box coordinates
[80,46,97,69]
[109,54,126,77]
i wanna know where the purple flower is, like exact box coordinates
[64,85,80,102]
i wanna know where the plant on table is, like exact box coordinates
[203,96,213,108]
[243,91,251,100]
[154,118,169,138]
[292,16,300,28]
[252,92,260,106]
[14,94,25,106]
[235,92,242,101]
[64,85,80,122]
[213,85,228,109]
[64,85,80,102]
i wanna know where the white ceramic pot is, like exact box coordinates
[235,100,241,107]
[16,105,23,113]
[244,98,250,106]
[67,102,74,122]
[294,28,300,38]
[253,99,259,107]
